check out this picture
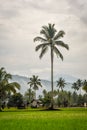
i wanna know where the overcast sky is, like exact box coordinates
[0,0,87,79]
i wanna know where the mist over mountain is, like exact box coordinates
[10,74,79,97]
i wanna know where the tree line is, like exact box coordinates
[0,67,87,111]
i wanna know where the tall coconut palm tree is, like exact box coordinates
[28,75,42,99]
[56,77,66,92]
[34,23,69,109]
[0,67,20,111]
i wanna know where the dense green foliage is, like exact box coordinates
[0,67,20,111]
[0,108,87,130]
[7,93,24,108]
[39,90,87,107]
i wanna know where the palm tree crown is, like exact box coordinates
[56,77,66,91]
[28,75,42,90]
[28,75,42,99]
[72,82,79,92]
[34,23,69,59]
[0,67,20,94]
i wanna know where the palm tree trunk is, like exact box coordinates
[35,90,36,99]
[50,45,54,109]
[80,87,81,95]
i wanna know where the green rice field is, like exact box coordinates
[0,108,87,130]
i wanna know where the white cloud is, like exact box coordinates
[67,0,87,24]
[0,0,87,79]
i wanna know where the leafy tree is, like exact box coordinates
[0,67,20,111]
[56,77,66,92]
[24,88,35,105]
[53,90,58,97]
[7,93,23,108]
[42,91,52,108]
[43,89,47,97]
[57,91,69,107]
[77,94,84,106]
[67,91,72,106]
[34,23,69,109]
[71,91,78,106]
[28,75,42,99]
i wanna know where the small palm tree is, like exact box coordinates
[0,67,20,111]
[56,77,66,91]
[34,23,69,109]
[76,79,82,95]
[28,75,42,99]
[72,82,79,92]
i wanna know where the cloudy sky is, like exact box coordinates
[0,0,87,79]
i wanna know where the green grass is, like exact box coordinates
[0,107,87,130]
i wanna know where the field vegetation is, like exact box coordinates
[0,108,87,130]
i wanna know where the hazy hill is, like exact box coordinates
[10,74,78,97]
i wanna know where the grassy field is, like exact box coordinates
[0,107,87,130]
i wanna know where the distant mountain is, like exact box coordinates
[10,74,79,97]
[10,75,29,94]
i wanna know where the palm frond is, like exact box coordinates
[5,73,12,80]
[8,82,20,90]
[48,23,55,28]
[11,82,20,89]
[30,83,33,88]
[0,67,6,81]
[0,67,5,71]
[6,84,16,93]
[41,24,57,39]
[42,25,49,32]
[37,82,42,87]
[55,41,69,50]
[53,46,63,60]
[54,30,65,40]
[48,23,56,38]
[39,46,48,59]
[40,29,49,39]
[35,43,49,51]
[34,36,47,42]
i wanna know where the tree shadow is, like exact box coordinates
[1,107,62,112]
